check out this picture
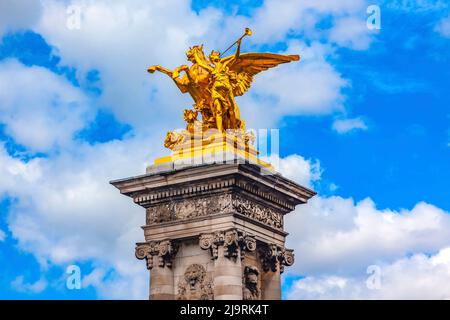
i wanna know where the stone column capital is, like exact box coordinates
[135,239,179,270]
[259,243,294,274]
[199,228,256,261]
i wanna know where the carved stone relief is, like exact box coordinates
[232,195,283,230]
[176,264,214,300]
[243,265,261,300]
[258,243,295,273]
[146,194,233,224]
[145,193,284,230]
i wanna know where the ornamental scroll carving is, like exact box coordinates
[146,194,283,230]
[176,264,214,300]
[135,240,179,269]
[199,229,256,261]
[258,243,294,273]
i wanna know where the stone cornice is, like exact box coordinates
[110,163,316,212]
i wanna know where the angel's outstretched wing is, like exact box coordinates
[221,53,300,96]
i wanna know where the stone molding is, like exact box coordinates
[133,177,296,211]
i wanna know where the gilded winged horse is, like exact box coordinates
[147,28,299,146]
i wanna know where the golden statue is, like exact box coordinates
[147,28,299,167]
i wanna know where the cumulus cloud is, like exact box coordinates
[0,229,6,241]
[285,197,450,276]
[0,0,43,37]
[270,154,322,188]
[11,275,47,294]
[329,16,373,50]
[0,60,92,153]
[27,0,375,130]
[287,247,450,299]
[332,117,368,134]
[1,133,161,298]
[264,149,450,299]
[435,15,450,38]
[249,0,370,47]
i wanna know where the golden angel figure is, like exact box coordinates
[147,28,299,150]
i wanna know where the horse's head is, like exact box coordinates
[186,45,205,63]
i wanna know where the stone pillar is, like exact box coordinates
[112,163,315,300]
[258,243,294,300]
[213,245,243,299]
[149,259,174,300]
[261,270,281,299]
[135,240,178,300]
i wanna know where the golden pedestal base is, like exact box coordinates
[154,133,272,169]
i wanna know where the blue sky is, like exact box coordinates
[0,0,449,299]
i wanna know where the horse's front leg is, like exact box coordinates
[147,65,173,77]
[172,65,189,79]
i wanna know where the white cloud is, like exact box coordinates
[0,60,92,153]
[11,275,47,293]
[28,0,375,130]
[329,16,373,50]
[239,40,348,128]
[274,154,450,299]
[2,135,154,298]
[332,117,368,134]
[287,247,450,299]
[435,15,450,38]
[270,154,322,188]
[286,197,450,276]
[249,0,370,47]
[0,0,42,37]
[0,228,6,241]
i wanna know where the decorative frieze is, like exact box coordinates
[135,239,179,269]
[146,194,233,224]
[233,196,283,229]
[145,194,283,230]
